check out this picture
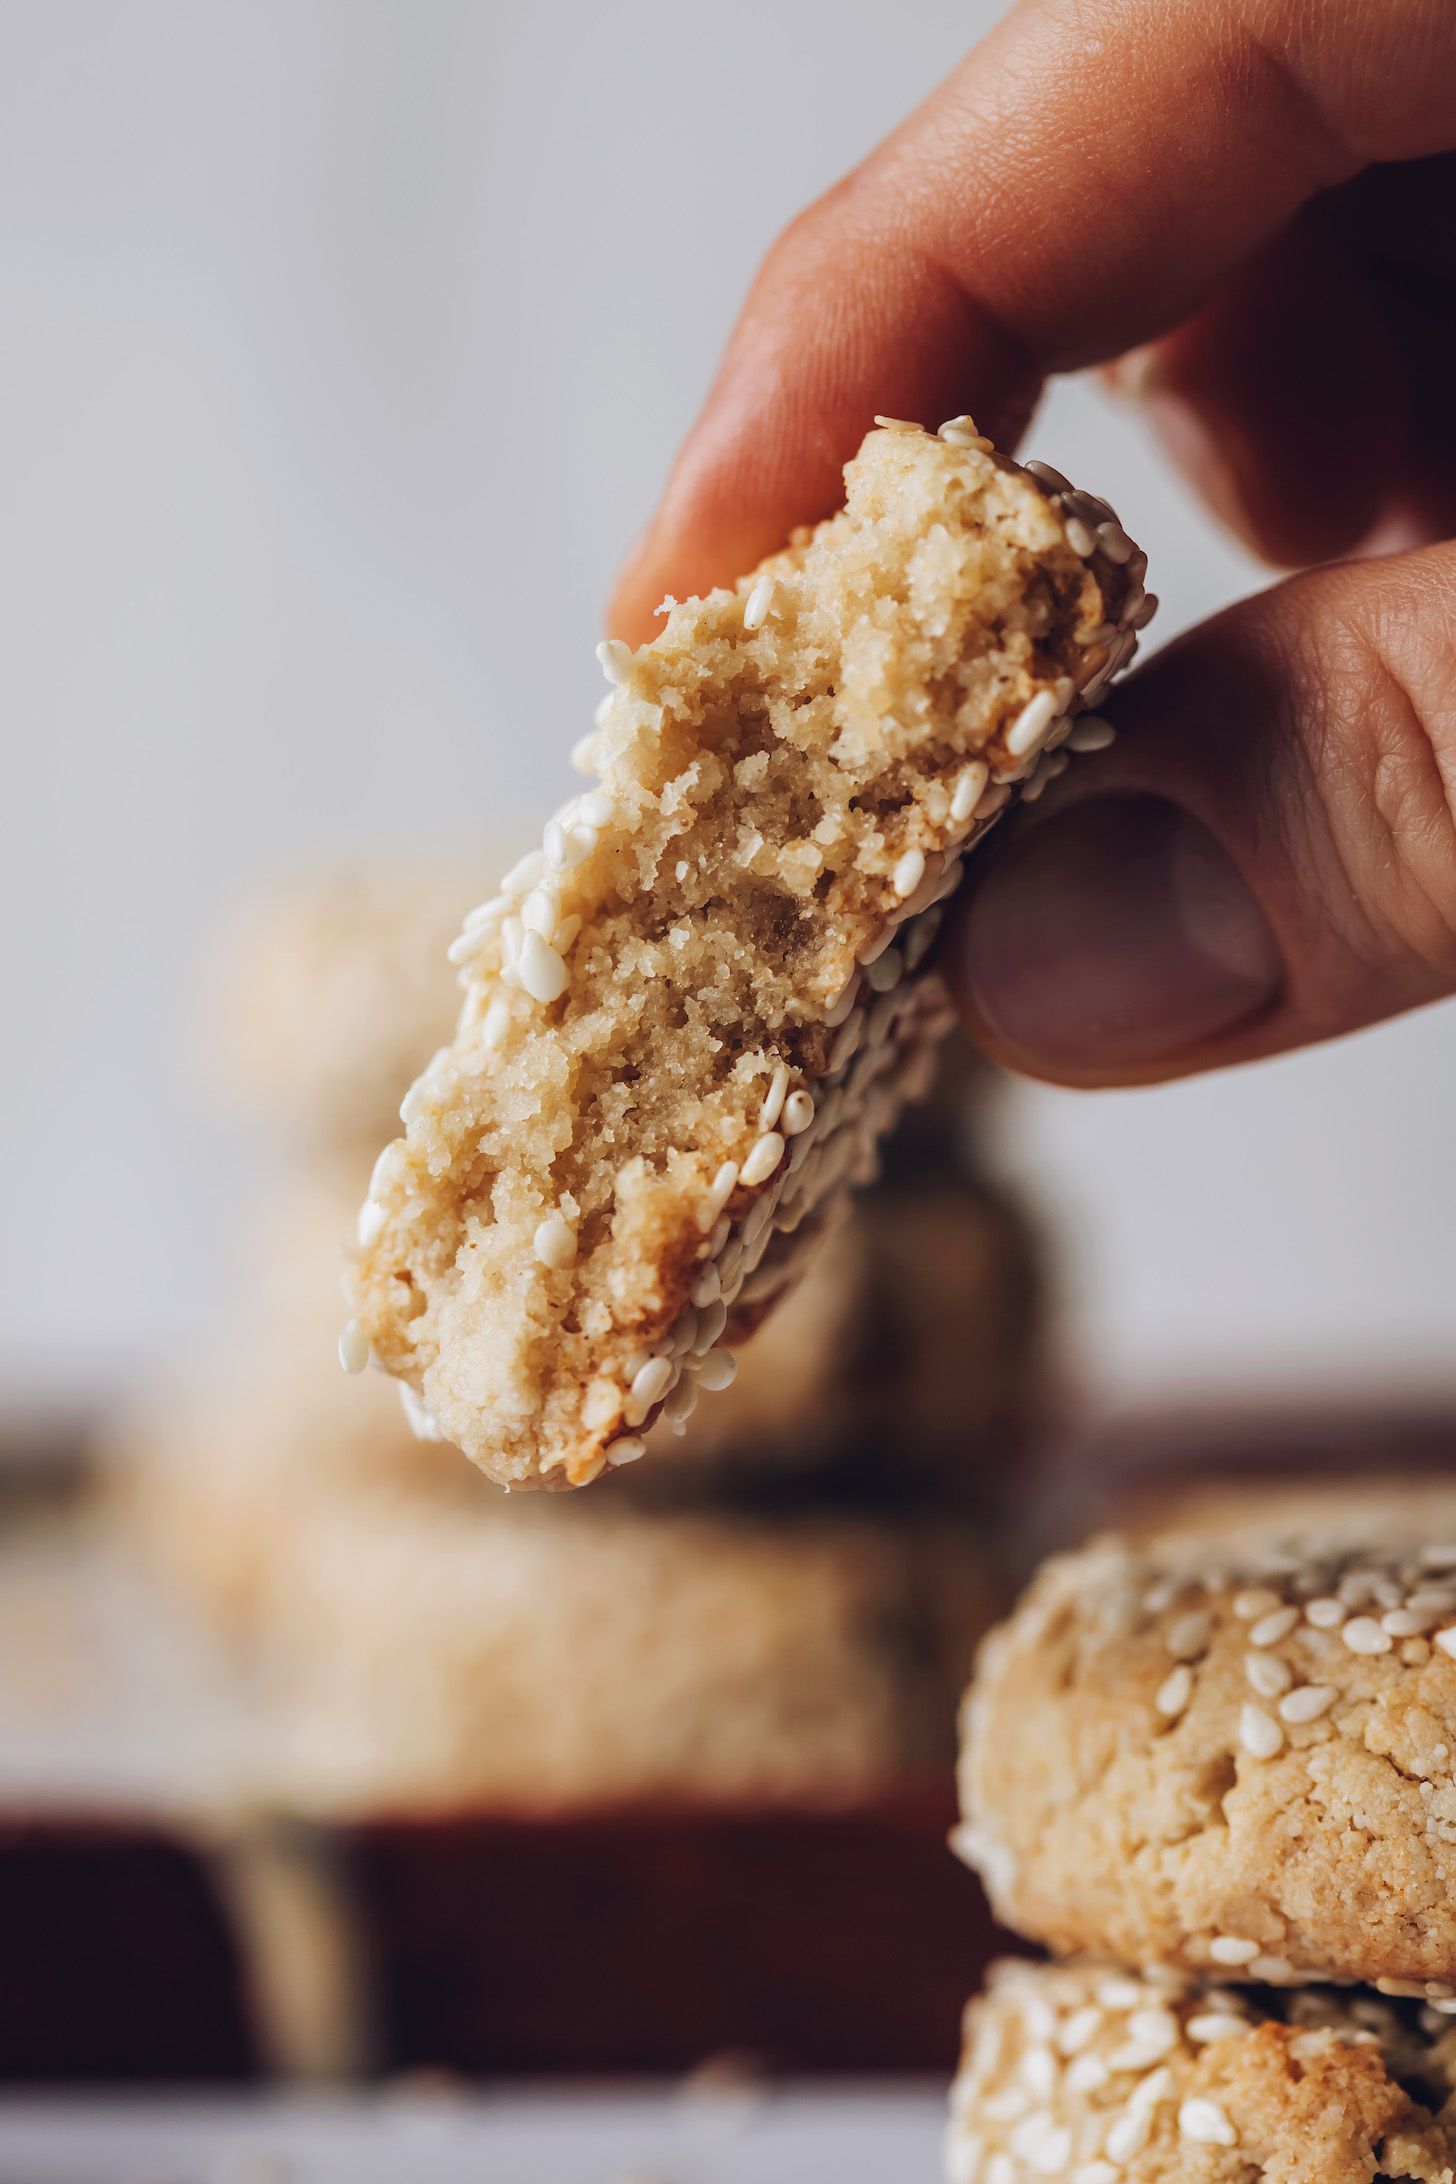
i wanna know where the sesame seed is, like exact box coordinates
[1165,1609,1211,1659]
[1126,2011,1178,2058]
[1024,460,1071,493]
[1434,1628,1456,1660]
[1066,2055,1109,2097]
[1250,1606,1299,1647]
[1096,521,1134,564]
[691,1264,721,1310]
[740,1186,779,1250]
[782,1090,815,1136]
[1305,1597,1345,1629]
[740,1130,785,1188]
[629,1355,674,1411]
[544,820,597,870]
[757,1066,790,1134]
[1279,1684,1336,1724]
[1019,2045,1057,2100]
[1065,517,1096,557]
[1239,1704,1284,1759]
[578,790,616,828]
[1422,1546,1456,1569]
[499,848,549,896]
[951,760,990,823]
[1103,2108,1151,2164]
[873,415,921,431]
[1179,2100,1236,2147]
[482,996,510,1049]
[518,929,569,1004]
[1155,1665,1192,1718]
[463,894,512,932]
[703,1161,739,1223]
[827,1010,864,1075]
[662,1376,698,1427]
[605,1435,646,1466]
[824,969,861,1027]
[1343,1615,1393,1655]
[1094,1975,1144,2009]
[570,732,600,774]
[357,1199,387,1247]
[692,1297,728,1354]
[1005,690,1059,759]
[669,1307,698,1355]
[866,948,902,994]
[893,848,926,898]
[596,637,632,684]
[1233,1587,1280,1620]
[1384,1607,1440,1636]
[1185,2014,1248,2044]
[695,1349,737,1393]
[1208,1936,1260,1965]
[902,908,942,973]
[1245,1653,1292,1699]
[1130,593,1160,629]
[533,1213,577,1270]
[338,1320,370,1375]
[1056,2006,1103,2056]
[743,574,777,631]
[520,886,560,942]
[1065,715,1115,753]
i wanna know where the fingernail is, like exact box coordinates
[958,794,1282,1071]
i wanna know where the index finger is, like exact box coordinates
[610,0,1456,641]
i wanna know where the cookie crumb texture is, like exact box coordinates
[958,1511,1456,1986]
[350,424,1145,1486]
[948,1958,1456,2184]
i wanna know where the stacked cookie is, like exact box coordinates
[122,863,1025,1825]
[948,1493,1456,2183]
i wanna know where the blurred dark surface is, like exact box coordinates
[0,1821,260,2083]
[353,1783,1017,2078]
[1031,1403,1456,1552]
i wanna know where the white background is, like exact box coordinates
[1,0,1451,1418]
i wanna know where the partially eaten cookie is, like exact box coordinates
[342,418,1153,1486]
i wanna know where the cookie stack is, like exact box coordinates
[947,1490,1456,2182]
[118,860,1031,2073]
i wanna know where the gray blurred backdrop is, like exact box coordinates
[2,0,1452,1422]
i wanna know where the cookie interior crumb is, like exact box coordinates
[349,424,1142,1486]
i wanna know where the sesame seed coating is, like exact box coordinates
[348,424,1145,1487]
[948,1957,1456,2184]
[958,1494,1456,1985]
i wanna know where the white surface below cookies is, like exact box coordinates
[0,2087,947,2184]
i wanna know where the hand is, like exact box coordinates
[609,0,1456,1088]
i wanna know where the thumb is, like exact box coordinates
[945,544,1456,1087]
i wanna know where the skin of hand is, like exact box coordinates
[608,0,1456,1089]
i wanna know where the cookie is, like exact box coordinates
[956,1502,1456,1986]
[240,1490,998,1819]
[205,864,485,1150]
[947,1957,1456,2184]
[345,420,1150,1487]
